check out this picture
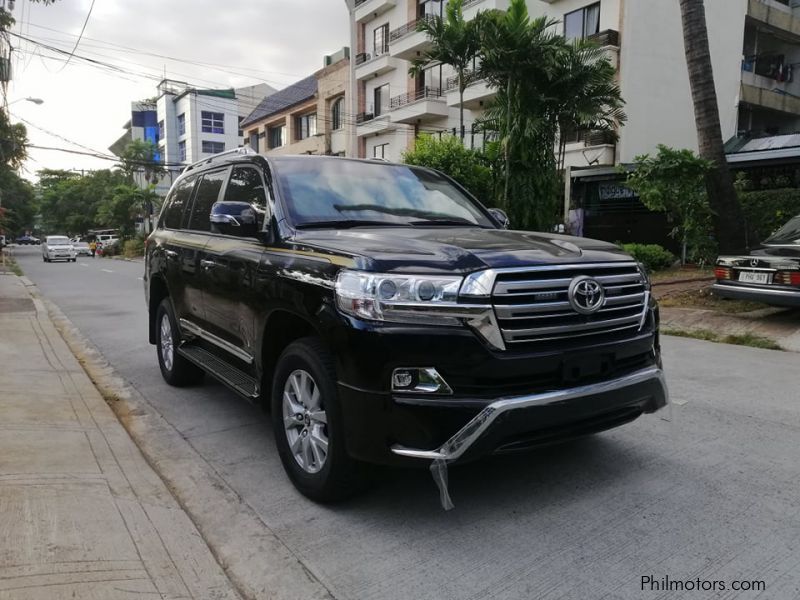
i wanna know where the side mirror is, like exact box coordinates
[210,201,259,237]
[488,208,510,229]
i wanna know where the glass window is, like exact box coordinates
[163,176,197,229]
[295,113,317,140]
[373,143,389,159]
[268,125,284,149]
[373,84,389,116]
[238,116,244,137]
[332,98,344,131]
[274,158,494,228]
[178,141,186,162]
[201,111,225,134]
[565,2,601,40]
[374,23,389,56]
[202,140,225,154]
[249,130,260,152]
[187,170,228,232]
[225,167,269,206]
[177,113,185,136]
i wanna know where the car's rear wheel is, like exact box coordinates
[272,337,367,502]
[155,298,204,387]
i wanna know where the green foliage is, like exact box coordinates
[0,170,36,237]
[621,243,676,272]
[402,134,493,203]
[624,145,716,263]
[123,238,145,258]
[735,187,800,246]
[117,140,166,186]
[97,185,160,238]
[0,108,28,171]
[473,0,625,231]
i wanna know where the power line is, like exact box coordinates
[54,0,97,73]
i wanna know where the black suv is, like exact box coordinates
[145,149,668,502]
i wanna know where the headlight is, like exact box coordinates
[335,270,465,325]
[636,262,652,291]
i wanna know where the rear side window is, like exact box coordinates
[163,177,197,229]
[224,166,269,208]
[187,170,228,232]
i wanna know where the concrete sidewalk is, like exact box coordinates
[0,272,242,600]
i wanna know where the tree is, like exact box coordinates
[679,0,746,253]
[0,108,28,171]
[117,140,165,186]
[625,145,714,264]
[0,169,36,236]
[402,134,493,203]
[97,184,159,238]
[410,0,481,141]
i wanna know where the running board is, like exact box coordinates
[177,344,258,399]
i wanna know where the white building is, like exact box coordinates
[155,80,276,182]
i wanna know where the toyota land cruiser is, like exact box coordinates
[144,149,668,502]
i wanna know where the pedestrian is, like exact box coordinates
[89,240,96,258]
[96,241,103,257]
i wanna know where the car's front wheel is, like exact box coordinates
[155,298,204,387]
[272,338,367,502]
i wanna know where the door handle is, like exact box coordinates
[164,249,178,259]
[200,259,216,269]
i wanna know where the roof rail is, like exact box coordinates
[182,146,257,174]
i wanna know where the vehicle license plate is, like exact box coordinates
[739,271,769,284]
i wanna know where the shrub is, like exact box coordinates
[621,243,676,272]
[738,188,800,246]
[123,238,145,258]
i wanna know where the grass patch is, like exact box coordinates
[659,287,769,314]
[1,251,22,276]
[662,327,782,350]
[650,267,714,283]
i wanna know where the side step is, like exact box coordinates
[177,344,258,399]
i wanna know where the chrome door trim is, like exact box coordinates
[179,318,254,364]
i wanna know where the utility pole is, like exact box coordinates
[344,0,357,158]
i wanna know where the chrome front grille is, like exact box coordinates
[491,263,649,345]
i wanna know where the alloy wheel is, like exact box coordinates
[160,313,174,372]
[282,369,329,474]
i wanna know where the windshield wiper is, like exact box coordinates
[408,218,487,228]
[295,220,410,229]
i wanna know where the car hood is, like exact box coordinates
[295,227,630,272]
[47,244,73,250]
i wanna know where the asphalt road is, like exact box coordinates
[13,244,800,600]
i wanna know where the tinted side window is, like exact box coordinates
[224,167,268,207]
[187,170,227,232]
[163,176,197,229]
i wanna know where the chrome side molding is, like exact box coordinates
[179,318,254,364]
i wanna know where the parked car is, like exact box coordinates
[96,234,120,248]
[144,152,668,502]
[42,235,77,262]
[0,235,6,249]
[713,214,800,307]
[16,235,40,245]
[73,241,92,256]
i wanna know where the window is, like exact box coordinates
[373,84,389,116]
[187,170,228,231]
[249,130,260,152]
[565,3,601,40]
[331,97,344,131]
[163,176,197,229]
[373,143,389,159]
[418,0,443,19]
[177,113,185,136]
[201,111,225,134]
[295,113,317,140]
[238,116,244,137]
[268,125,284,149]
[373,23,389,56]
[158,120,165,140]
[202,140,225,154]
[225,167,269,207]
[178,141,187,162]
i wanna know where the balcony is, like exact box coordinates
[562,131,617,169]
[587,29,621,69]
[445,75,497,109]
[747,0,800,38]
[389,17,433,60]
[463,0,509,20]
[354,0,396,23]
[356,111,396,136]
[741,81,800,115]
[390,87,449,123]
[354,51,402,80]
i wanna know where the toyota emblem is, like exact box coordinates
[568,276,605,315]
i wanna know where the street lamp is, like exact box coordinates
[8,97,44,106]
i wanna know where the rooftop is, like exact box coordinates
[240,75,318,128]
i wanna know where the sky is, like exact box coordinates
[4,0,350,180]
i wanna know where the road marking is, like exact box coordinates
[101,269,114,273]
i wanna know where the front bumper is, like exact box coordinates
[712,283,800,307]
[390,366,667,463]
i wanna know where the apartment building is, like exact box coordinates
[155,80,276,181]
[240,49,350,156]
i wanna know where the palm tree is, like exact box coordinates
[410,0,480,141]
[679,0,745,252]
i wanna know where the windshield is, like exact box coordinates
[47,237,71,245]
[764,214,800,245]
[273,158,494,229]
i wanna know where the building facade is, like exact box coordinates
[240,49,350,157]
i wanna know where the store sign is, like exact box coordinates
[598,183,637,200]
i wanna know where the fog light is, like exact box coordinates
[391,367,452,394]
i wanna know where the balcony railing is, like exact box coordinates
[390,86,443,109]
[587,29,620,47]
[355,52,371,66]
[563,129,617,146]
[390,15,433,42]
[356,112,375,124]
[354,0,369,6]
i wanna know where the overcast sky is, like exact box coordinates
[5,0,350,180]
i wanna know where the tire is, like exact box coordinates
[155,298,204,387]
[272,337,367,502]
